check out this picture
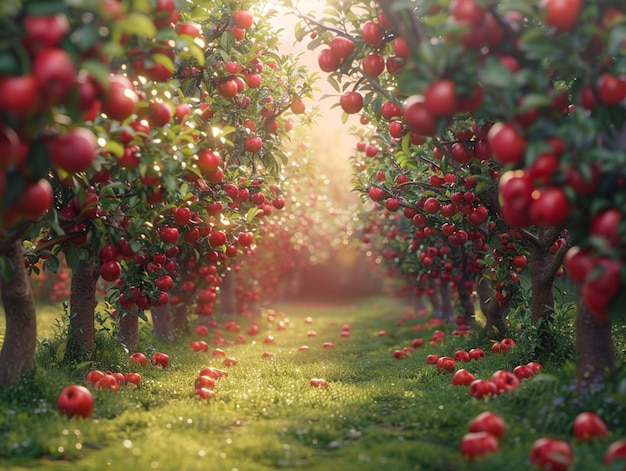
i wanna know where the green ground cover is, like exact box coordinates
[1,297,625,470]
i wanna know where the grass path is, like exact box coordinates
[1,297,624,470]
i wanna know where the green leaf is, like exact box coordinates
[23,0,66,15]
[56,340,67,363]
[246,207,264,223]
[608,25,626,56]
[43,255,60,273]
[117,12,157,39]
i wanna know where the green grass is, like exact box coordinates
[1,297,625,470]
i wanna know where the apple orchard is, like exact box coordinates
[0,0,626,467]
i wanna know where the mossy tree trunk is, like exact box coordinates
[0,234,37,387]
[67,258,99,361]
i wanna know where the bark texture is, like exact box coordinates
[0,236,37,387]
[477,278,507,336]
[575,286,616,387]
[151,303,175,341]
[119,305,139,351]
[67,259,99,361]
[439,280,454,323]
[457,276,475,328]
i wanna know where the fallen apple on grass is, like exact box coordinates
[57,385,94,419]
[310,378,329,388]
[460,431,499,459]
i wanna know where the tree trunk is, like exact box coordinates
[428,278,442,317]
[439,280,454,323]
[528,241,555,325]
[477,278,507,336]
[575,285,616,387]
[219,268,237,317]
[172,302,188,331]
[119,305,139,351]
[151,303,175,341]
[0,235,37,387]
[67,259,98,361]
[457,276,475,328]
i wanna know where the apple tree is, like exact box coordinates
[290,0,625,383]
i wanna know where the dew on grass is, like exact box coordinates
[150,461,159,469]
[198,450,206,457]
[62,429,69,435]
[220,452,227,459]
[123,440,132,448]
[76,443,82,450]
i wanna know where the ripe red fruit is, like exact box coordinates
[361,21,383,46]
[454,350,471,362]
[244,136,263,152]
[161,227,180,245]
[209,230,227,248]
[596,73,626,106]
[147,101,171,127]
[124,373,142,386]
[33,48,76,105]
[151,352,169,368]
[13,179,54,221]
[318,49,341,72]
[529,187,569,227]
[573,412,608,441]
[129,352,148,366]
[469,379,498,399]
[330,36,355,59]
[310,378,329,388]
[362,53,385,77]
[544,0,582,32]
[488,123,527,164]
[529,438,572,471]
[0,75,38,117]
[460,431,499,459]
[217,78,238,98]
[450,0,487,26]
[424,79,458,117]
[368,187,385,201]
[272,197,285,209]
[468,411,506,438]
[468,348,485,360]
[103,75,138,121]
[423,197,441,214]
[563,246,594,283]
[604,440,626,467]
[513,365,535,380]
[48,127,98,173]
[238,232,254,246]
[403,95,436,136]
[452,368,476,386]
[340,91,364,114]
[57,385,94,419]
[233,10,254,29]
[95,374,119,392]
[436,356,456,372]
[99,261,122,282]
[196,149,221,173]
[23,13,70,53]
[491,370,520,393]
